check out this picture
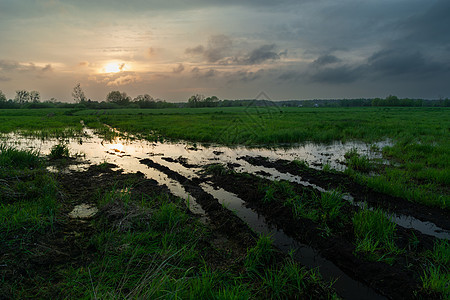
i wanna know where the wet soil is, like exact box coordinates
[1,162,260,299]
[201,168,437,299]
[238,155,450,230]
[140,158,257,248]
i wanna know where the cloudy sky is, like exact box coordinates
[0,0,449,102]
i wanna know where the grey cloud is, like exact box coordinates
[278,58,362,84]
[203,69,217,77]
[367,47,446,77]
[399,0,450,46]
[278,71,303,82]
[185,35,232,63]
[204,35,233,63]
[309,65,362,84]
[227,69,264,83]
[312,54,341,67]
[62,0,303,13]
[0,60,41,73]
[237,44,280,65]
[191,67,218,78]
[42,64,53,72]
[0,60,20,71]
[185,45,205,55]
[186,40,282,65]
[172,63,185,74]
[0,75,11,82]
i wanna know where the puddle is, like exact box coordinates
[233,157,450,240]
[6,128,442,298]
[47,163,91,174]
[200,184,385,300]
[3,129,447,239]
[68,204,98,219]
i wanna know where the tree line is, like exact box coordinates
[0,86,449,109]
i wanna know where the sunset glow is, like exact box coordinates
[103,63,127,74]
[0,1,448,101]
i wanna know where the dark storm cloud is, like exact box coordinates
[309,65,362,84]
[204,35,233,63]
[312,55,341,67]
[60,0,303,13]
[236,44,281,65]
[278,71,303,82]
[186,39,282,65]
[227,69,265,83]
[368,49,425,76]
[185,35,232,63]
[398,0,450,46]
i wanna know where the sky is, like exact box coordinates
[0,0,449,102]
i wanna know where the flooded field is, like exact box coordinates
[2,125,448,299]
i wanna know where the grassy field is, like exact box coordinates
[84,106,449,209]
[1,106,448,298]
[0,146,337,299]
[1,107,448,209]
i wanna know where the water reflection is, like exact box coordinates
[2,129,447,239]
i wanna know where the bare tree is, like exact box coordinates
[30,91,40,103]
[188,94,204,108]
[72,83,86,103]
[15,90,30,104]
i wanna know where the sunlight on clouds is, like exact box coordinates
[102,62,128,73]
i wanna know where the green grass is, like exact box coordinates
[245,234,275,272]
[56,188,337,299]
[74,107,449,145]
[245,235,338,299]
[260,180,346,227]
[0,144,42,172]
[0,145,58,264]
[2,106,449,209]
[82,106,448,209]
[344,148,374,173]
[420,240,450,298]
[0,109,84,138]
[352,208,403,264]
[48,143,70,159]
[203,163,236,177]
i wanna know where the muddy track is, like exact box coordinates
[140,158,257,250]
[140,159,397,299]
[238,155,450,231]
[201,170,435,300]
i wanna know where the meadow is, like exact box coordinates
[1,106,449,299]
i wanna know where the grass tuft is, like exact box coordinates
[48,143,70,159]
[352,208,402,263]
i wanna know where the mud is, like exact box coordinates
[140,158,257,249]
[238,155,450,238]
[0,162,259,299]
[3,129,446,299]
[201,168,437,300]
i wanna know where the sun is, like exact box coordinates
[103,62,127,73]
